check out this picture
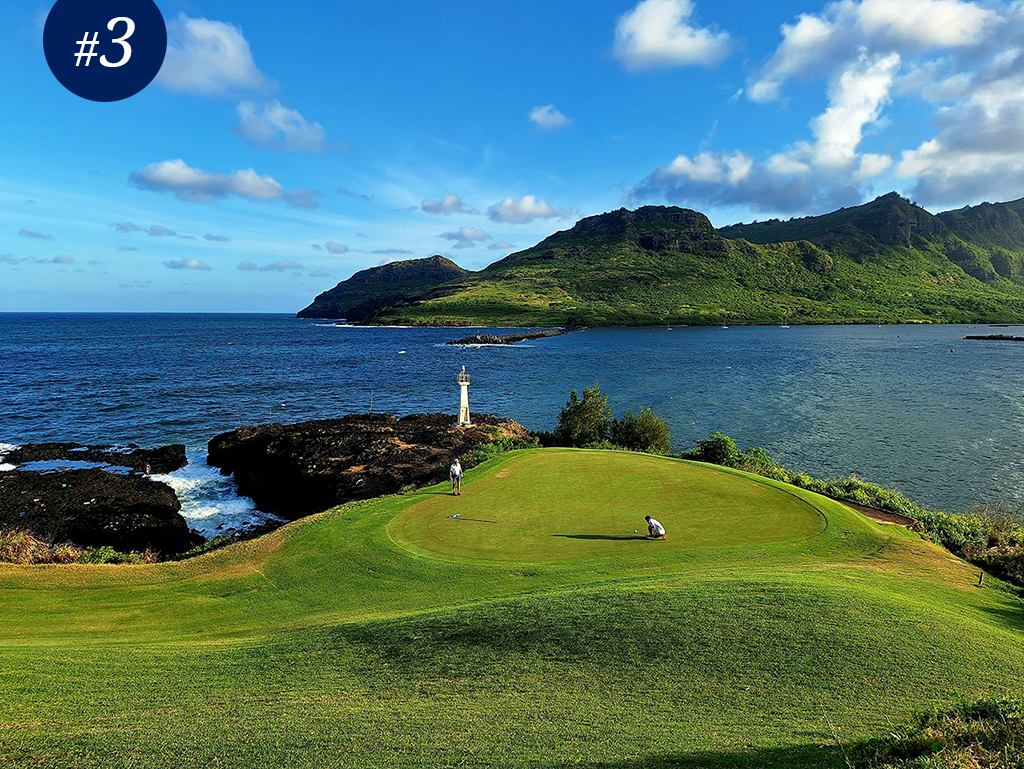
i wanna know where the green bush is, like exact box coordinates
[458,433,541,471]
[679,432,742,465]
[852,697,1024,768]
[609,407,672,454]
[553,383,612,447]
[967,550,1024,588]
[79,546,153,565]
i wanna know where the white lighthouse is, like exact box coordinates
[457,366,472,426]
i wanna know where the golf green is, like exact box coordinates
[389,449,826,561]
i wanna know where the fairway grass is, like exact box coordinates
[1,449,1021,768]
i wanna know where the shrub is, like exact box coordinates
[967,550,1024,588]
[852,697,1024,768]
[0,530,157,565]
[680,432,742,465]
[554,383,612,447]
[609,408,673,454]
[457,433,541,472]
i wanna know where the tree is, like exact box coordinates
[610,408,672,454]
[554,383,612,447]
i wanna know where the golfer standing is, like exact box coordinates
[645,515,666,540]
[450,458,463,495]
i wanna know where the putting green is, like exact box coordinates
[389,449,825,562]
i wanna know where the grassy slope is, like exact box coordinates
[1,450,1022,768]
[366,200,1024,327]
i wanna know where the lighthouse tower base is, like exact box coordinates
[458,385,472,427]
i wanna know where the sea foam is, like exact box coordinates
[153,448,284,538]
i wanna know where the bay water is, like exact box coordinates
[1,314,1022,528]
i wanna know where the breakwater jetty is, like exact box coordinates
[446,328,576,346]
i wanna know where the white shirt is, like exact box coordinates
[647,517,665,535]
[450,462,462,478]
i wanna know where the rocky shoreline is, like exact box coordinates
[445,328,577,346]
[1,414,532,560]
[0,443,200,556]
[207,412,530,519]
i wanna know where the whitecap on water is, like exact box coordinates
[153,448,284,539]
[0,443,18,472]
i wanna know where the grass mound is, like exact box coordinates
[0,449,1021,768]
[391,450,824,561]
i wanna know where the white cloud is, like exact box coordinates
[633,0,1024,213]
[422,193,464,213]
[614,0,732,70]
[372,249,414,256]
[857,0,999,48]
[164,258,211,270]
[234,100,329,153]
[488,241,514,250]
[52,255,75,264]
[260,260,303,271]
[809,51,900,168]
[488,195,569,223]
[130,159,321,209]
[750,0,1002,102]
[441,226,491,249]
[237,259,303,271]
[157,14,270,95]
[325,242,349,254]
[148,225,178,237]
[854,152,894,180]
[633,52,899,214]
[898,66,1024,204]
[529,104,573,131]
[204,233,230,242]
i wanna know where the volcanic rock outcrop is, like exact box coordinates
[0,469,202,555]
[4,443,187,474]
[207,413,530,518]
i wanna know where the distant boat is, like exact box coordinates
[721,324,729,329]
[780,314,790,328]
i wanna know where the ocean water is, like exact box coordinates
[1,313,1022,519]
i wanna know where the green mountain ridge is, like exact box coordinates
[298,193,1024,326]
[297,254,468,321]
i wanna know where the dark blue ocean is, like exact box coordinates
[2,313,1023,516]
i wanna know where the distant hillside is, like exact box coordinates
[298,195,1024,326]
[297,255,469,321]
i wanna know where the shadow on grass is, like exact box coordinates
[978,603,1024,633]
[551,534,651,541]
[550,743,844,768]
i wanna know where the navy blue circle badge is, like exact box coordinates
[44,0,167,102]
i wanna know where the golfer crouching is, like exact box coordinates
[645,515,666,540]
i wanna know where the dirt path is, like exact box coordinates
[832,497,922,531]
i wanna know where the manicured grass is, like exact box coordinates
[391,450,824,562]
[0,450,1021,768]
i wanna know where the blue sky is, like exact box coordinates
[2,0,1023,312]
